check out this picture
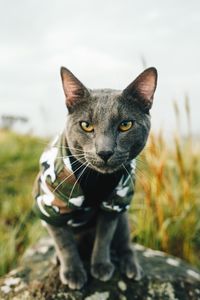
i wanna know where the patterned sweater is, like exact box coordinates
[33,132,136,227]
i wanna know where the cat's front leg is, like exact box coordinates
[91,211,119,281]
[46,224,87,290]
[113,212,143,280]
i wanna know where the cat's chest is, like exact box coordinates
[70,158,123,206]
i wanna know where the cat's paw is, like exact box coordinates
[120,254,143,280]
[91,262,115,281]
[60,266,87,290]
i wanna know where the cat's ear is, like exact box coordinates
[123,67,158,112]
[60,67,90,111]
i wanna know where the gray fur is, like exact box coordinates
[46,66,157,289]
[66,88,151,173]
[46,224,87,289]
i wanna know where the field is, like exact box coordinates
[131,133,200,267]
[0,130,46,276]
[0,123,200,276]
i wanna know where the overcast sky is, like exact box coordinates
[0,0,200,136]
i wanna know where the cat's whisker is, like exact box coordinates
[136,157,147,167]
[57,145,94,154]
[58,146,85,153]
[72,156,95,165]
[68,162,90,200]
[54,156,85,167]
[81,161,92,188]
[134,165,157,193]
[38,141,90,154]
[53,160,89,193]
[74,153,96,159]
[56,154,86,159]
[67,158,85,167]
[114,156,128,162]
[87,158,99,165]
[56,154,96,166]
[122,164,135,188]
[135,165,152,182]
[135,167,145,180]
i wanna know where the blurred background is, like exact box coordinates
[0,0,200,276]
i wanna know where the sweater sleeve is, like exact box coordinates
[32,134,86,226]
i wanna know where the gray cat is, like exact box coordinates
[33,66,157,290]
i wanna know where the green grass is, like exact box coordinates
[0,130,46,276]
[0,119,200,277]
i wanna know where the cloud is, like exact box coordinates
[0,0,200,135]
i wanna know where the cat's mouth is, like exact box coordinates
[71,150,128,174]
[85,157,124,174]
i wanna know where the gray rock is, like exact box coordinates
[0,237,200,300]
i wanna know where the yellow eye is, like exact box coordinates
[80,121,94,132]
[118,120,133,132]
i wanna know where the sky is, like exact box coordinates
[0,0,200,136]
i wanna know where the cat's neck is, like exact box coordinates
[68,150,127,203]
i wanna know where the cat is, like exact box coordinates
[33,66,157,290]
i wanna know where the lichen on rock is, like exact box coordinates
[1,237,200,300]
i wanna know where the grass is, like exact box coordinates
[0,103,200,276]
[130,133,200,268]
[130,97,200,268]
[0,130,46,276]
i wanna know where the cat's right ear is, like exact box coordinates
[60,67,90,112]
[122,67,158,113]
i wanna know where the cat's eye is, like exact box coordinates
[118,120,133,132]
[80,121,94,132]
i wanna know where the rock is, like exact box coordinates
[0,237,200,300]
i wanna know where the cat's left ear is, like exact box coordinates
[123,67,158,112]
[60,67,90,112]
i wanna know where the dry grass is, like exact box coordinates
[130,98,200,267]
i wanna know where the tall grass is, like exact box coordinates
[130,98,200,268]
[0,130,46,276]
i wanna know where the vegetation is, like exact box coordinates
[0,102,199,276]
[131,99,200,268]
[131,133,200,268]
[0,130,46,276]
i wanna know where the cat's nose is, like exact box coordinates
[97,150,114,162]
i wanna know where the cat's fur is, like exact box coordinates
[44,66,157,289]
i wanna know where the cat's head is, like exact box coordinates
[60,66,157,174]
